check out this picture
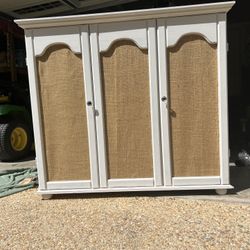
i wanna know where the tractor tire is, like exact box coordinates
[0,120,32,161]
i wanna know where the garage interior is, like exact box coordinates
[0,0,249,191]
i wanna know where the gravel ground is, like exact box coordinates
[0,189,250,250]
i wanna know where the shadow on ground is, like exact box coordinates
[230,165,250,192]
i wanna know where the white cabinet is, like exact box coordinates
[16,1,235,197]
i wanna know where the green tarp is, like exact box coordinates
[0,168,37,198]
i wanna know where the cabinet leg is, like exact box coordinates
[41,194,53,200]
[215,189,227,195]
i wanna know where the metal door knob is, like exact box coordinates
[161,96,167,102]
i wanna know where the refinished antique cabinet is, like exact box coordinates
[16,1,235,198]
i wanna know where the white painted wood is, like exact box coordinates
[37,184,233,195]
[80,25,100,189]
[33,26,82,56]
[217,13,230,185]
[15,2,235,29]
[157,19,172,186]
[47,181,91,190]
[166,14,217,47]
[90,24,108,188]
[215,189,227,195]
[25,30,47,190]
[172,176,221,186]
[147,19,163,186]
[98,20,148,52]
[108,178,154,188]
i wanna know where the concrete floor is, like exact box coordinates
[0,159,249,203]
[0,156,36,171]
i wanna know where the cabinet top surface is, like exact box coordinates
[15,1,235,30]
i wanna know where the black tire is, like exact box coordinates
[0,120,32,161]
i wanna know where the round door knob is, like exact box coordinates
[87,101,92,106]
[161,96,167,102]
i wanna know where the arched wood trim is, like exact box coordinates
[35,42,81,57]
[33,26,82,56]
[168,32,217,48]
[100,38,148,54]
[98,20,148,52]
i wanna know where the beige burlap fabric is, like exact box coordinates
[168,35,220,177]
[101,40,153,179]
[37,45,90,181]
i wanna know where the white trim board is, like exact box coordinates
[80,25,100,189]
[15,2,235,29]
[108,178,154,188]
[89,24,108,188]
[98,20,148,52]
[172,177,221,186]
[33,26,82,56]
[166,14,217,47]
[47,181,91,190]
[217,13,230,185]
[147,19,163,187]
[25,30,47,190]
[157,19,172,186]
[38,184,233,195]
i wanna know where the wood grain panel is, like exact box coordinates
[168,35,220,177]
[101,40,153,179]
[37,45,90,181]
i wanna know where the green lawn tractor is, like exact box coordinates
[0,81,33,161]
[0,19,33,161]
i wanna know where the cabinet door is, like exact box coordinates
[27,26,99,190]
[90,20,162,188]
[158,14,229,186]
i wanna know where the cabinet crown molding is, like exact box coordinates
[15,1,235,30]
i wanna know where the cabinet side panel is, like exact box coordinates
[168,35,220,177]
[101,40,153,179]
[37,45,90,181]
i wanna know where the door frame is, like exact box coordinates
[25,25,99,190]
[90,20,163,188]
[157,14,230,186]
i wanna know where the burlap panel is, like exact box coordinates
[168,35,220,177]
[101,40,153,179]
[37,45,90,181]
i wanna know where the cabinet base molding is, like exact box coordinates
[38,184,233,195]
